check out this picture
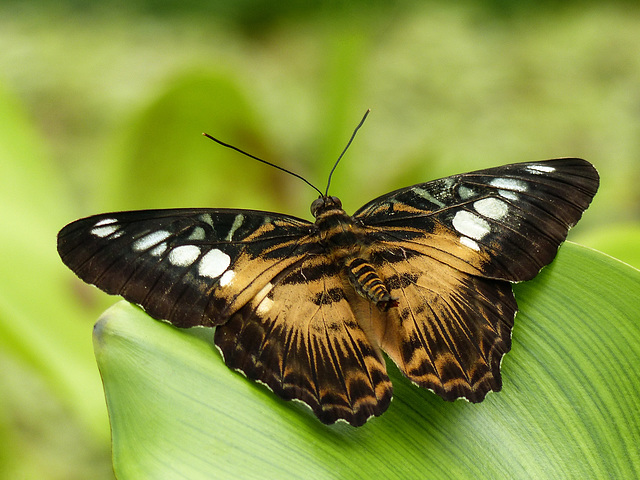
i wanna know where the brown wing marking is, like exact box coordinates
[201,249,305,326]
[214,255,392,426]
[368,222,494,277]
[370,244,516,402]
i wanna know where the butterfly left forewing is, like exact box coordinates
[58,208,316,327]
[214,254,392,426]
[355,158,599,282]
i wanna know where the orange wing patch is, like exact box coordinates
[369,243,516,402]
[214,255,392,426]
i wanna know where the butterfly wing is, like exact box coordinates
[364,244,517,402]
[356,158,600,281]
[58,207,392,425]
[58,208,317,328]
[214,255,392,426]
[355,158,599,401]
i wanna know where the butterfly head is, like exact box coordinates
[311,196,343,218]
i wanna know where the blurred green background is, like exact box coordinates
[1,1,639,478]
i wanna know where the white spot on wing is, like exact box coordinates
[91,226,119,237]
[526,164,555,174]
[498,189,518,201]
[225,214,244,241]
[255,282,274,316]
[132,230,171,251]
[169,245,201,267]
[489,177,528,192]
[150,242,167,256]
[90,218,119,237]
[255,282,273,298]
[458,186,475,200]
[473,197,508,220]
[219,269,235,287]
[256,296,274,316]
[199,213,214,227]
[413,187,445,208]
[460,236,480,251]
[198,249,231,278]
[95,218,118,226]
[188,226,206,241]
[452,210,490,240]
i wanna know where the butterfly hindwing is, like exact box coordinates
[366,243,516,402]
[57,208,316,327]
[214,255,392,426]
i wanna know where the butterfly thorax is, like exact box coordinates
[311,196,398,311]
[311,196,361,249]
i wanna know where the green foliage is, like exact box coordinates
[580,223,640,270]
[1,2,639,478]
[95,244,640,479]
[107,71,268,210]
[0,83,113,479]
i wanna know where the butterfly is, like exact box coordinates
[57,118,599,427]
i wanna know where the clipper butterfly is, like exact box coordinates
[58,119,599,426]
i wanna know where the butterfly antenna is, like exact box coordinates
[324,109,370,197]
[202,133,324,197]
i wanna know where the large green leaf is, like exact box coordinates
[94,243,640,479]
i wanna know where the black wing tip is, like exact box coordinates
[493,157,599,185]
[544,157,600,183]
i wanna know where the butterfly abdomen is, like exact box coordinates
[346,257,398,311]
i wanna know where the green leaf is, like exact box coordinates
[578,222,640,270]
[94,243,640,479]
